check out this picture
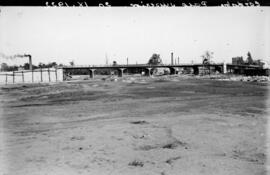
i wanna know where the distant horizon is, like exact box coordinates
[0,7,269,66]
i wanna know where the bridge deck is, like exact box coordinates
[62,63,262,70]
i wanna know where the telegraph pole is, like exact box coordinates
[171,52,174,65]
[105,53,108,65]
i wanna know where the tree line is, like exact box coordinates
[0,62,64,72]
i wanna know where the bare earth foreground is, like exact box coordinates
[0,75,269,175]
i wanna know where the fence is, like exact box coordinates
[0,68,63,84]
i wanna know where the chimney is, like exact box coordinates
[29,55,32,70]
[171,52,174,65]
[25,54,32,70]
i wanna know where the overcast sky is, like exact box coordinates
[0,7,269,66]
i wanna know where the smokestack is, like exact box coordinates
[171,52,174,65]
[24,54,32,70]
[28,55,32,70]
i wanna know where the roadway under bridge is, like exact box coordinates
[62,63,266,80]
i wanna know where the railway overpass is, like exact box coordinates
[62,63,265,79]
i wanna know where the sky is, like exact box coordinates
[0,7,269,66]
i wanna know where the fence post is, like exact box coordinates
[22,71,24,83]
[32,70,34,82]
[55,68,58,82]
[13,72,15,84]
[48,68,51,82]
[40,69,43,82]
[63,69,65,81]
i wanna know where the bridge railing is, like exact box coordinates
[62,62,230,69]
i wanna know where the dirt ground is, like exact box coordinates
[0,75,269,175]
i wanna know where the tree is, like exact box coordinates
[32,64,38,69]
[69,60,74,66]
[47,62,57,68]
[10,65,18,71]
[246,52,253,65]
[23,63,30,70]
[51,62,57,67]
[201,51,214,65]
[201,51,214,75]
[38,62,46,68]
[0,63,18,71]
[1,63,8,71]
[148,53,162,65]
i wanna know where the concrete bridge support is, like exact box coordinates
[145,68,152,76]
[168,67,177,75]
[117,68,125,77]
[193,66,199,75]
[227,67,233,74]
[214,66,222,73]
[223,62,227,74]
[89,69,95,78]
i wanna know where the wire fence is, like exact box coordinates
[0,68,63,85]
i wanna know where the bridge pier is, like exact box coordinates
[168,67,177,75]
[223,62,227,74]
[145,68,152,76]
[89,69,95,78]
[117,68,125,77]
[214,66,222,73]
[227,67,233,74]
[193,66,199,75]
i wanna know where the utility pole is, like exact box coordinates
[178,57,179,64]
[105,53,108,65]
[171,52,174,65]
[127,57,128,65]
